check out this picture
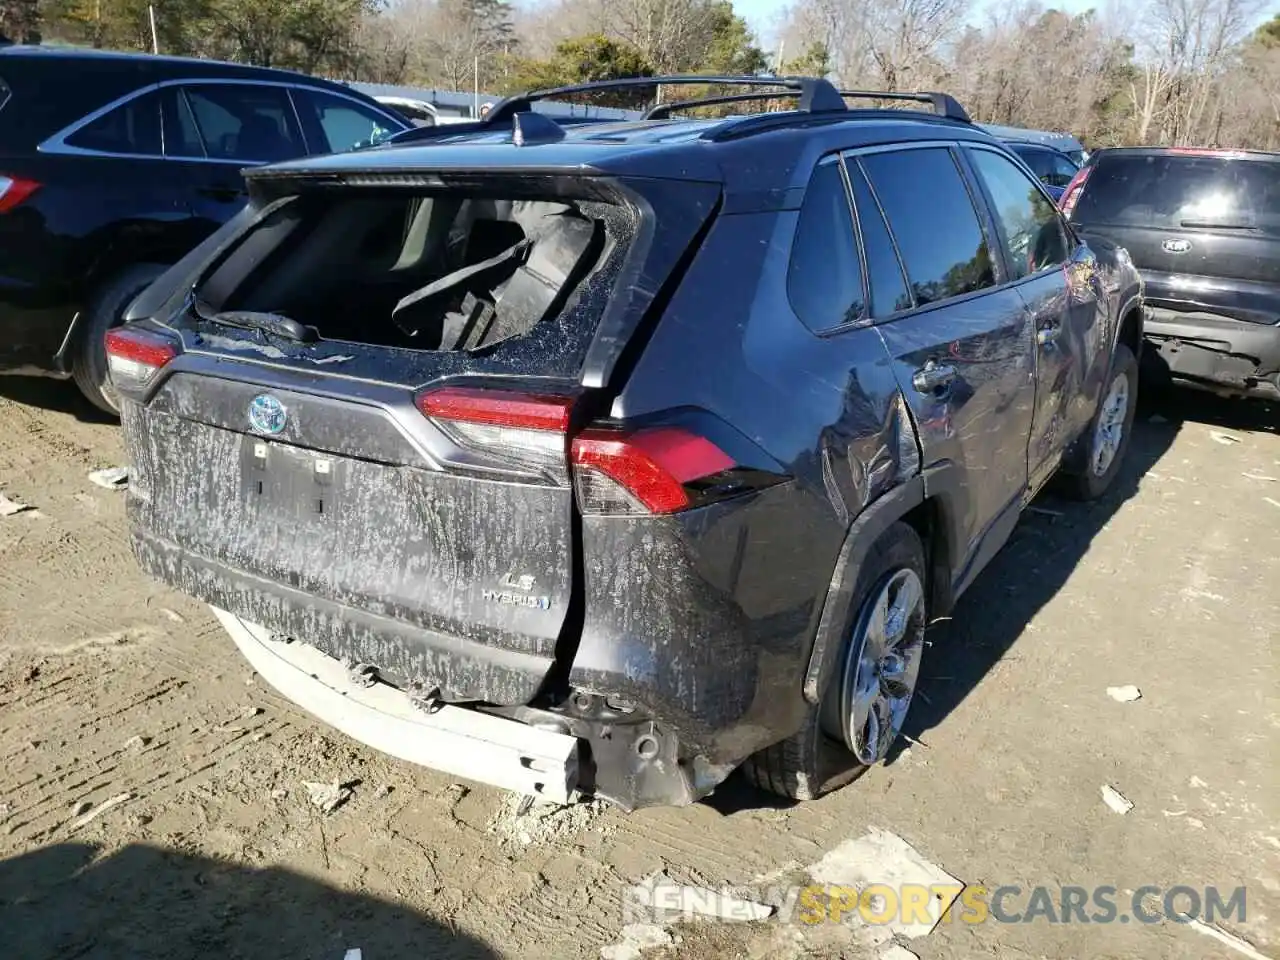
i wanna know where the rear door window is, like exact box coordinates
[859,148,996,306]
[65,90,163,157]
[787,159,865,331]
[160,87,205,159]
[846,162,912,317]
[1074,154,1280,234]
[292,88,399,154]
[183,84,304,163]
[969,148,1070,280]
[1047,152,1079,188]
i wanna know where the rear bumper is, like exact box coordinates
[211,607,580,802]
[1144,308,1280,400]
[131,530,556,705]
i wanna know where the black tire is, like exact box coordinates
[740,521,928,801]
[1057,343,1139,501]
[71,263,168,415]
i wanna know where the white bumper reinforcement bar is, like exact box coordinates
[211,607,580,803]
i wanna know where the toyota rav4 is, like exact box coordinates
[112,76,1145,810]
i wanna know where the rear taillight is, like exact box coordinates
[572,428,737,515]
[416,386,573,484]
[1059,166,1091,219]
[105,326,180,390]
[0,174,39,214]
[415,385,766,515]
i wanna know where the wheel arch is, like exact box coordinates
[1114,295,1144,363]
[801,462,963,705]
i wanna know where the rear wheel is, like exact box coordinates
[1058,343,1138,501]
[741,521,928,800]
[72,263,168,415]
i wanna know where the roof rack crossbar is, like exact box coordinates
[484,74,851,126]
[643,88,970,123]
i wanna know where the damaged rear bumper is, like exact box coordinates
[211,607,580,802]
[131,530,555,705]
[1144,308,1280,400]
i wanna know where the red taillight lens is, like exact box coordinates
[572,427,736,515]
[1059,166,1091,219]
[105,326,180,389]
[416,386,573,432]
[415,385,574,484]
[0,174,40,214]
[416,385,762,513]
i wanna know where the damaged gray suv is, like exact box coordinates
[113,76,1145,810]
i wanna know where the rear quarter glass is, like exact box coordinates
[1075,153,1280,235]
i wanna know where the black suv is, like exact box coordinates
[111,77,1144,810]
[0,45,408,411]
[1063,147,1279,400]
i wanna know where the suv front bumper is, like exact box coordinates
[1144,308,1280,400]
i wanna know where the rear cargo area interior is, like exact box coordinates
[213,192,614,352]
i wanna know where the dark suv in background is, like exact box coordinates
[111,77,1144,810]
[1063,147,1279,401]
[0,45,408,411]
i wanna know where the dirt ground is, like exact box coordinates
[0,375,1277,960]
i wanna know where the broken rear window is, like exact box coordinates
[193,187,628,356]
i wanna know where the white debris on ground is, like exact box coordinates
[1106,685,1142,702]
[599,923,672,960]
[342,949,363,960]
[486,792,612,846]
[807,827,962,939]
[87,466,129,490]
[1100,784,1134,815]
[302,780,351,814]
[879,945,921,960]
[1179,917,1273,960]
[0,492,34,517]
[72,792,133,828]
[1209,431,1242,445]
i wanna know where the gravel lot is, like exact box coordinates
[1,377,1277,960]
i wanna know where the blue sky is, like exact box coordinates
[736,0,1103,43]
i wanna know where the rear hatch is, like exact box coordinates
[118,161,720,706]
[1069,151,1280,325]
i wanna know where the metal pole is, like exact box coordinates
[474,56,479,117]
[148,4,159,54]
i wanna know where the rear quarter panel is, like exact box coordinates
[571,206,917,761]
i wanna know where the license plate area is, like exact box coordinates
[240,436,344,521]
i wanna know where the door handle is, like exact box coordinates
[1037,324,1062,346]
[912,361,957,394]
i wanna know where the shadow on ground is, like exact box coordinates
[0,376,116,424]
[0,842,495,960]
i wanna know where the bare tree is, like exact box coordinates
[1130,0,1267,143]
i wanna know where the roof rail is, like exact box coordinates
[375,76,970,150]
[644,88,970,123]
[484,75,851,126]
